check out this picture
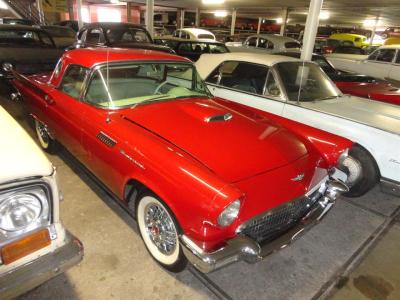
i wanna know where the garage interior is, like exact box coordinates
[0,0,400,299]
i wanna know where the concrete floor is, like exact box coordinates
[1,84,399,300]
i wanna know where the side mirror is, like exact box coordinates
[2,62,13,73]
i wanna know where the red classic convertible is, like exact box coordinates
[11,48,351,273]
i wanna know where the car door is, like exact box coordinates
[361,48,396,80]
[78,68,127,194]
[204,60,286,115]
[387,49,400,82]
[45,64,89,159]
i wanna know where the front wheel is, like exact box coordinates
[341,146,379,197]
[34,119,57,153]
[136,193,187,272]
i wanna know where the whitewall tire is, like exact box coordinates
[136,193,187,272]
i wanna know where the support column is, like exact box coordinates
[257,17,262,34]
[179,9,185,29]
[195,7,200,27]
[146,0,154,38]
[300,0,323,61]
[127,2,132,23]
[230,9,236,36]
[279,7,289,36]
[67,0,74,21]
[76,0,83,30]
[369,16,379,46]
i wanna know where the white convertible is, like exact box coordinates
[326,45,400,83]
[0,106,83,298]
[196,52,400,197]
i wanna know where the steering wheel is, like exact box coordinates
[154,81,169,95]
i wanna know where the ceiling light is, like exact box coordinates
[214,10,227,17]
[0,0,8,9]
[276,18,283,24]
[319,11,330,20]
[202,0,225,5]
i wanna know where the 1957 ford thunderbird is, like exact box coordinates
[10,48,350,273]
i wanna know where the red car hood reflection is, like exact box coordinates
[120,97,308,183]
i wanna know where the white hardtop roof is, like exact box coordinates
[196,52,300,78]
[182,28,215,35]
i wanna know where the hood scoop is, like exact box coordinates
[205,113,233,123]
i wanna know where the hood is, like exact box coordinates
[301,96,400,135]
[330,72,377,83]
[0,106,53,184]
[120,98,308,183]
[110,42,173,53]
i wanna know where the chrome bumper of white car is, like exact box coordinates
[0,231,83,299]
[180,179,348,273]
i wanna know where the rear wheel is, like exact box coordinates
[136,193,187,272]
[35,119,57,153]
[341,145,379,197]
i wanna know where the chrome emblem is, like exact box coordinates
[291,173,305,182]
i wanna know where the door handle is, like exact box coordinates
[44,95,54,105]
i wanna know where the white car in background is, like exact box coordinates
[326,45,400,83]
[168,28,216,41]
[226,34,301,53]
[196,52,400,197]
[0,106,83,298]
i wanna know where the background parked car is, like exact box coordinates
[332,45,366,54]
[329,33,369,48]
[226,34,301,53]
[38,25,76,49]
[380,26,400,39]
[277,52,400,106]
[0,25,63,81]
[326,45,400,83]
[155,38,229,61]
[314,38,355,54]
[196,52,400,197]
[167,28,216,41]
[74,22,174,54]
[0,105,83,299]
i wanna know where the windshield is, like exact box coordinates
[105,27,151,44]
[275,62,340,102]
[85,62,210,108]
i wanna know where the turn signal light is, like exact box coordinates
[1,229,51,265]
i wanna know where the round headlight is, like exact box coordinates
[0,194,42,231]
[217,199,241,227]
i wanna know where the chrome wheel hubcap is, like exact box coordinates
[144,204,177,255]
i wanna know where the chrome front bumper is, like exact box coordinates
[0,231,83,300]
[181,179,347,273]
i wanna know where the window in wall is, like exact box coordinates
[97,7,121,22]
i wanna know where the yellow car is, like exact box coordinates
[384,37,400,45]
[329,33,369,48]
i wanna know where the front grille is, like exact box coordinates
[239,189,323,243]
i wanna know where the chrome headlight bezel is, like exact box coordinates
[217,199,241,227]
[0,181,52,245]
